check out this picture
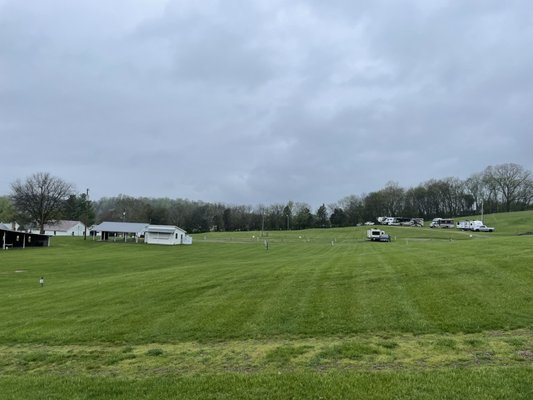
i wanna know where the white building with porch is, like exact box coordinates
[29,220,86,236]
[92,221,148,242]
[144,225,192,245]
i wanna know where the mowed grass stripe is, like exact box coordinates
[1,367,532,400]
[403,237,533,332]
[1,234,533,344]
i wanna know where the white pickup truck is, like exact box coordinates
[474,224,495,232]
[367,229,391,242]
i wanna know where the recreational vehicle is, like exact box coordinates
[367,229,390,242]
[430,218,455,228]
[383,217,423,227]
[456,220,495,232]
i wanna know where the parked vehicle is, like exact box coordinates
[377,217,388,224]
[367,229,391,242]
[456,220,471,230]
[469,220,485,230]
[457,220,494,231]
[381,216,423,227]
[430,218,455,228]
[408,218,424,227]
[474,224,495,232]
[382,217,400,226]
[397,217,415,226]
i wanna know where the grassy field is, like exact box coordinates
[1,211,532,399]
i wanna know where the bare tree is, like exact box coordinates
[11,172,74,233]
[464,172,487,212]
[380,181,405,216]
[482,163,532,212]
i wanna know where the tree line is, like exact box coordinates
[1,163,531,234]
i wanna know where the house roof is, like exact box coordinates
[42,220,84,232]
[93,221,149,234]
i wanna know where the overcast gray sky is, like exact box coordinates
[1,0,532,209]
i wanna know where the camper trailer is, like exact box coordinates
[430,218,455,228]
[367,229,390,242]
[456,220,495,232]
[457,220,471,230]
[381,217,423,227]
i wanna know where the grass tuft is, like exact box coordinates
[145,348,164,357]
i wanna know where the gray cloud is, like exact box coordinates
[1,0,532,208]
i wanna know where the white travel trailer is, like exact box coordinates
[456,220,481,230]
[430,218,455,228]
[381,217,423,227]
[383,217,401,226]
[457,220,471,230]
[367,229,390,242]
[456,220,494,231]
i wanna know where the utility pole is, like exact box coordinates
[84,188,89,240]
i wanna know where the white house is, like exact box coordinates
[31,220,87,236]
[0,222,20,231]
[144,225,192,245]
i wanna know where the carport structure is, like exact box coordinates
[92,221,149,242]
[1,227,50,249]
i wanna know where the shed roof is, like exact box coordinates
[145,225,187,234]
[93,222,149,234]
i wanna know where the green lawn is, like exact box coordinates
[1,211,532,398]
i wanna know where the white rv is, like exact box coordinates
[367,229,391,242]
[382,217,423,227]
[430,218,455,228]
[457,220,471,230]
[456,220,494,232]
